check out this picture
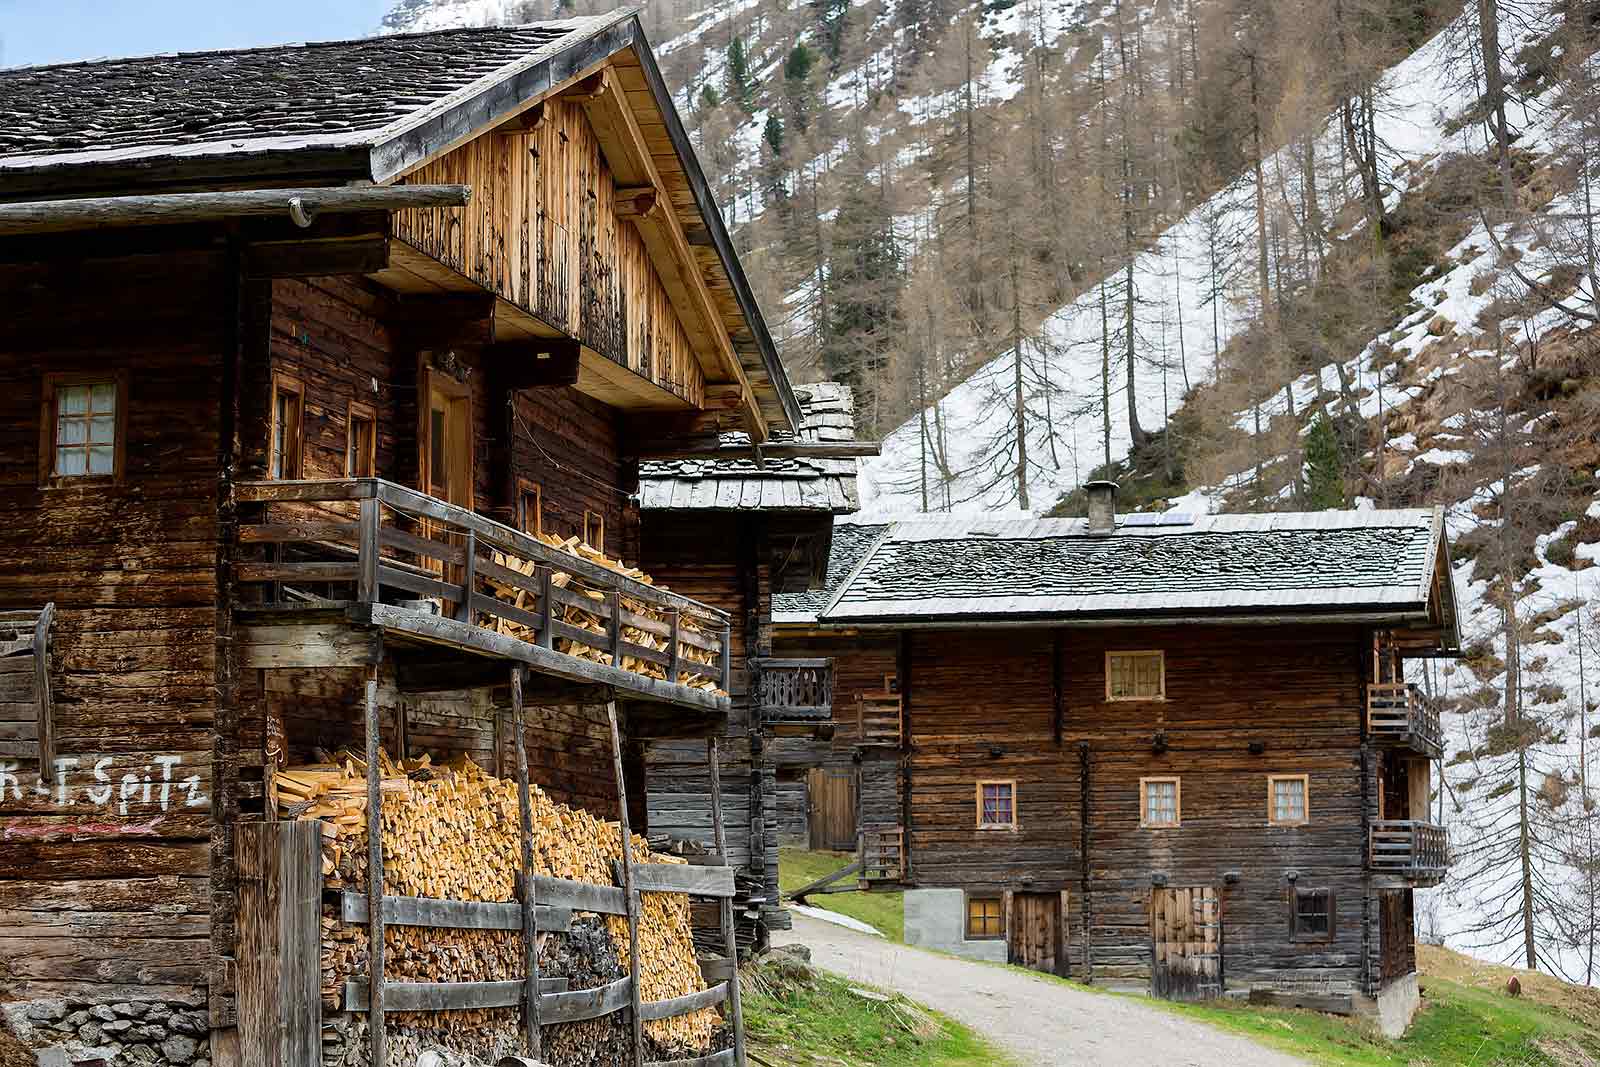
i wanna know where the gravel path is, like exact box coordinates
[774,914,1308,1067]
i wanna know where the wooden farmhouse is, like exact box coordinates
[0,14,814,1067]
[777,482,1460,1035]
[636,384,871,949]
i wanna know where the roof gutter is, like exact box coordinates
[0,183,471,236]
[814,607,1441,632]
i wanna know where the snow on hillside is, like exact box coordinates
[856,7,1540,520]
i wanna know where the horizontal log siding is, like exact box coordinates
[0,249,224,1004]
[905,624,1373,990]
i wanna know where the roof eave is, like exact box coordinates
[814,606,1439,630]
[0,143,377,200]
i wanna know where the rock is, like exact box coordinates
[60,1012,89,1031]
[771,942,811,963]
[98,1020,132,1035]
[141,1005,172,1027]
[88,1007,116,1024]
[168,1012,208,1037]
[122,1044,158,1065]
[160,1034,200,1065]
[110,1004,145,1020]
[76,1022,103,1046]
[193,1060,211,1067]
[1506,975,1522,997]
[1426,314,1454,336]
[33,1048,72,1067]
[129,1025,166,1043]
[27,1001,69,1023]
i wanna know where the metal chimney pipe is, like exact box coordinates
[1085,480,1118,534]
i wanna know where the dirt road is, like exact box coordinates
[775,914,1307,1066]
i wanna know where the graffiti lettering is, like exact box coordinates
[0,755,208,812]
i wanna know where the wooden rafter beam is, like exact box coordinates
[570,66,767,442]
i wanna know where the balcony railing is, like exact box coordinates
[756,659,833,723]
[233,479,731,710]
[859,826,904,884]
[1367,683,1444,758]
[1370,820,1449,886]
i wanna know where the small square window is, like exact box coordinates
[1107,651,1165,701]
[976,780,1016,829]
[583,509,604,549]
[966,895,1004,939]
[270,373,305,480]
[1269,774,1310,826]
[1290,888,1335,942]
[1141,777,1180,828]
[346,401,376,478]
[42,374,125,484]
[519,480,543,537]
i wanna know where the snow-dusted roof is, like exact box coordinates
[638,383,862,514]
[0,16,628,180]
[819,508,1458,636]
[773,522,889,624]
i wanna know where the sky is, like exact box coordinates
[0,0,394,67]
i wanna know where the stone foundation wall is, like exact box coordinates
[3,998,209,1066]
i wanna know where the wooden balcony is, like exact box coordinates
[1370,820,1449,887]
[859,826,904,885]
[1366,683,1444,758]
[756,658,833,730]
[233,478,731,714]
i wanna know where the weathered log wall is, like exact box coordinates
[901,624,1380,991]
[0,249,224,1008]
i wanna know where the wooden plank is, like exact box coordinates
[235,561,358,583]
[538,973,633,1023]
[338,891,571,933]
[697,956,733,984]
[708,736,746,1067]
[363,665,386,1067]
[34,603,52,772]
[513,666,542,1060]
[639,981,728,1021]
[532,875,629,916]
[344,977,569,1012]
[608,700,645,1066]
[620,863,736,899]
[237,821,321,1067]
[238,624,382,669]
[646,1051,736,1067]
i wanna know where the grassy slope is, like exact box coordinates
[778,847,906,942]
[743,955,1009,1067]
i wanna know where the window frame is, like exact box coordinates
[583,508,605,550]
[1105,650,1166,702]
[39,371,128,487]
[1267,773,1311,827]
[974,779,1018,830]
[1289,887,1336,943]
[269,371,306,481]
[517,478,544,537]
[345,399,377,478]
[964,892,1005,941]
[1139,776,1181,829]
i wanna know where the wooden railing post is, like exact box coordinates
[719,625,732,693]
[511,667,542,1061]
[538,567,555,650]
[609,590,623,665]
[606,700,645,1067]
[456,529,477,624]
[358,496,380,605]
[708,736,746,1067]
[666,610,680,687]
[363,664,386,1067]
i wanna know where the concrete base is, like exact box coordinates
[1371,972,1421,1038]
[904,888,1008,963]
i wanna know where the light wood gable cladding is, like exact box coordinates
[390,93,706,413]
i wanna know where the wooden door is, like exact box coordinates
[1008,892,1065,976]
[419,368,473,583]
[1150,886,1223,1000]
[807,767,857,851]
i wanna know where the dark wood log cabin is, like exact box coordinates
[635,384,871,949]
[780,483,1460,1034]
[0,15,803,1065]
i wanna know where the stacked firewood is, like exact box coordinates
[483,532,725,694]
[274,751,719,1052]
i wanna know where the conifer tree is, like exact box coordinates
[1303,412,1345,509]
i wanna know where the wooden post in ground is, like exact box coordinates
[708,736,746,1067]
[606,699,645,1066]
[511,667,543,1061]
[363,664,386,1067]
[237,820,321,1066]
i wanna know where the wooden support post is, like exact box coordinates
[237,821,321,1067]
[358,496,379,604]
[708,737,746,1067]
[666,610,680,686]
[606,699,645,1067]
[364,664,386,1067]
[512,667,542,1061]
[609,590,623,664]
[538,568,555,650]
[719,626,732,693]
[457,529,477,623]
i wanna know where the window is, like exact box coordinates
[1140,777,1180,828]
[518,479,543,536]
[966,895,1004,939]
[584,509,605,549]
[346,401,376,478]
[1290,888,1335,942]
[1107,650,1165,701]
[1268,774,1310,826]
[976,780,1016,829]
[270,372,305,480]
[41,373,125,484]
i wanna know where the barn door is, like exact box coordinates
[807,767,857,851]
[1008,892,1065,976]
[1150,886,1223,1000]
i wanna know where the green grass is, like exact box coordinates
[778,847,906,942]
[1146,975,1600,1067]
[743,955,1009,1067]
